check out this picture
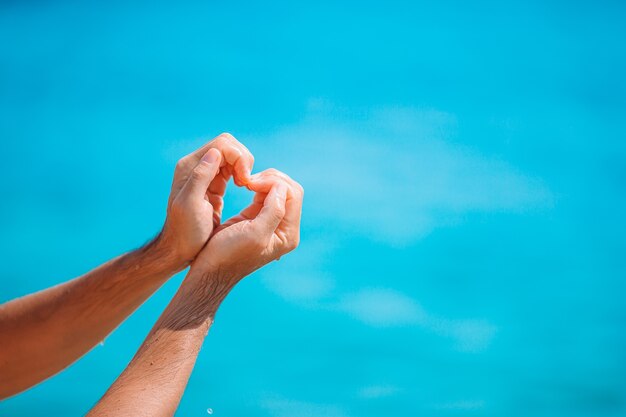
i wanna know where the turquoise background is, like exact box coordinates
[1,1,625,416]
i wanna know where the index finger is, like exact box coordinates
[190,133,254,186]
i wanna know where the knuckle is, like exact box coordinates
[274,203,286,219]
[270,203,287,219]
[276,231,299,254]
[219,132,235,143]
[262,207,285,227]
[271,212,284,226]
[287,235,300,252]
[280,240,296,255]
[190,165,208,180]
[265,168,279,175]
[175,158,187,172]
[294,182,304,197]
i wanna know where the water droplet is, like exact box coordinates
[206,408,213,414]
[99,340,105,346]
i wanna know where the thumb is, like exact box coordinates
[253,181,288,234]
[181,148,222,200]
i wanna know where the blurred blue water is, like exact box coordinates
[1,1,625,416]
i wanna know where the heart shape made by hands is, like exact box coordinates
[172,133,299,243]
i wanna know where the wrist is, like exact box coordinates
[143,232,189,275]
[184,264,240,302]
[159,268,237,330]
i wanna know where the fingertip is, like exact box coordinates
[202,148,221,164]
[239,177,251,188]
[235,166,252,186]
[233,176,247,187]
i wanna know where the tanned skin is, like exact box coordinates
[88,170,303,416]
[0,134,301,415]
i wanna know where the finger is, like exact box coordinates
[247,169,298,197]
[180,148,222,200]
[207,169,231,221]
[191,133,254,186]
[207,193,224,224]
[220,143,254,186]
[251,182,288,234]
[174,133,253,189]
[208,166,232,197]
[247,171,303,230]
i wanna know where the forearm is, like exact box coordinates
[87,268,234,417]
[0,236,184,398]
[87,167,302,416]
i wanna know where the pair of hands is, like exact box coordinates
[157,133,303,286]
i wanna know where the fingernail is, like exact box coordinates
[202,149,219,163]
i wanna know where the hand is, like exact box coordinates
[156,133,255,269]
[190,168,303,284]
